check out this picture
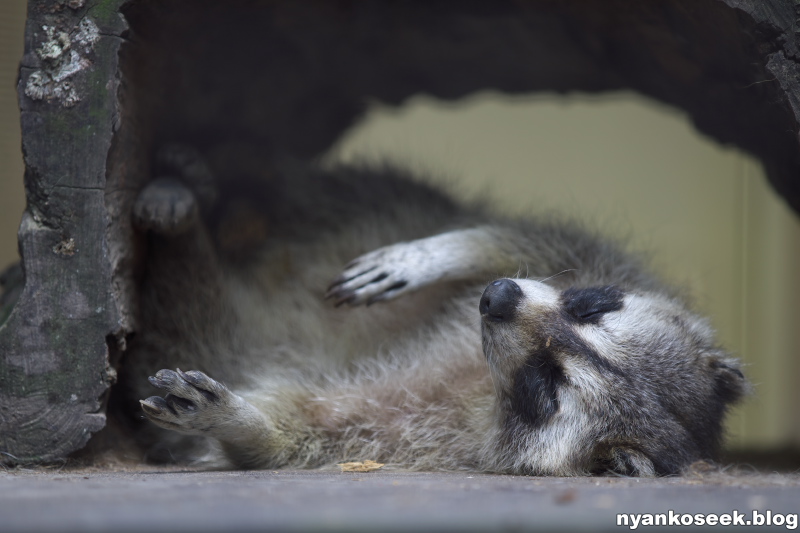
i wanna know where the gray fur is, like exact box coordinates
[122,144,747,476]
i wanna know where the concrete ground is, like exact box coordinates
[1,467,799,532]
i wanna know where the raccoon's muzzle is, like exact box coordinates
[480,279,522,322]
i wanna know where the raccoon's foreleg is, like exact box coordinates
[326,227,526,306]
[140,369,317,469]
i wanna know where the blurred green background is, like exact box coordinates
[1,1,798,453]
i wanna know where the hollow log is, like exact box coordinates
[2,0,799,464]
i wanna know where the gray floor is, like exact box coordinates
[1,468,799,532]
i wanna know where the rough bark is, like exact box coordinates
[0,0,126,464]
[3,0,799,464]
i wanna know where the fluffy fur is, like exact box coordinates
[119,144,747,476]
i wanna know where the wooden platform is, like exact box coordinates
[1,469,798,532]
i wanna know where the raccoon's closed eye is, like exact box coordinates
[561,286,624,323]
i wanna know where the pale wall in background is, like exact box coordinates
[1,0,798,450]
[0,0,26,270]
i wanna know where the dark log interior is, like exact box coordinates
[3,0,800,464]
[118,0,800,207]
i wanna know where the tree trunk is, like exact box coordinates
[1,0,127,464]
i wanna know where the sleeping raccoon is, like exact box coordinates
[121,144,747,476]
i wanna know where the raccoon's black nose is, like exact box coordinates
[480,279,522,322]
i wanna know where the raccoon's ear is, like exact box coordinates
[708,353,748,404]
[609,447,656,477]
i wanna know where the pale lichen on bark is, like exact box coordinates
[24,17,100,107]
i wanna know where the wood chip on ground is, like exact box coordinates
[338,460,385,472]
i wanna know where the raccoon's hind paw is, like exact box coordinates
[156,144,218,210]
[133,179,199,236]
[133,144,219,235]
[140,369,237,435]
[326,246,414,306]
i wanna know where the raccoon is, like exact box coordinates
[121,144,747,477]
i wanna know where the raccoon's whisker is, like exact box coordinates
[538,269,579,284]
[513,261,530,280]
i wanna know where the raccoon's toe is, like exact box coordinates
[326,270,409,306]
[139,396,184,431]
[140,395,170,417]
[148,368,222,405]
[133,178,199,235]
[326,249,411,306]
[141,368,233,434]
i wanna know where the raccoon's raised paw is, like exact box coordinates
[133,179,199,236]
[140,369,237,435]
[326,230,485,306]
[326,244,421,306]
[155,144,217,210]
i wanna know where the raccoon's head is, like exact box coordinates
[479,278,747,477]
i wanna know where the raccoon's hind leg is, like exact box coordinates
[130,143,225,340]
[124,146,230,462]
[133,144,218,235]
[327,227,525,306]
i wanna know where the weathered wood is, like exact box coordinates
[3,0,800,464]
[0,0,127,464]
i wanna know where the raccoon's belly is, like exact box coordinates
[222,258,472,374]
[131,205,484,399]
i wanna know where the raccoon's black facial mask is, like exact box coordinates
[510,347,566,428]
[560,285,624,324]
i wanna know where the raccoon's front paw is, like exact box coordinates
[326,244,420,306]
[133,179,199,236]
[140,369,239,435]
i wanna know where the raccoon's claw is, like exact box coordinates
[140,396,169,417]
[141,368,233,435]
[326,263,410,306]
[133,178,199,236]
